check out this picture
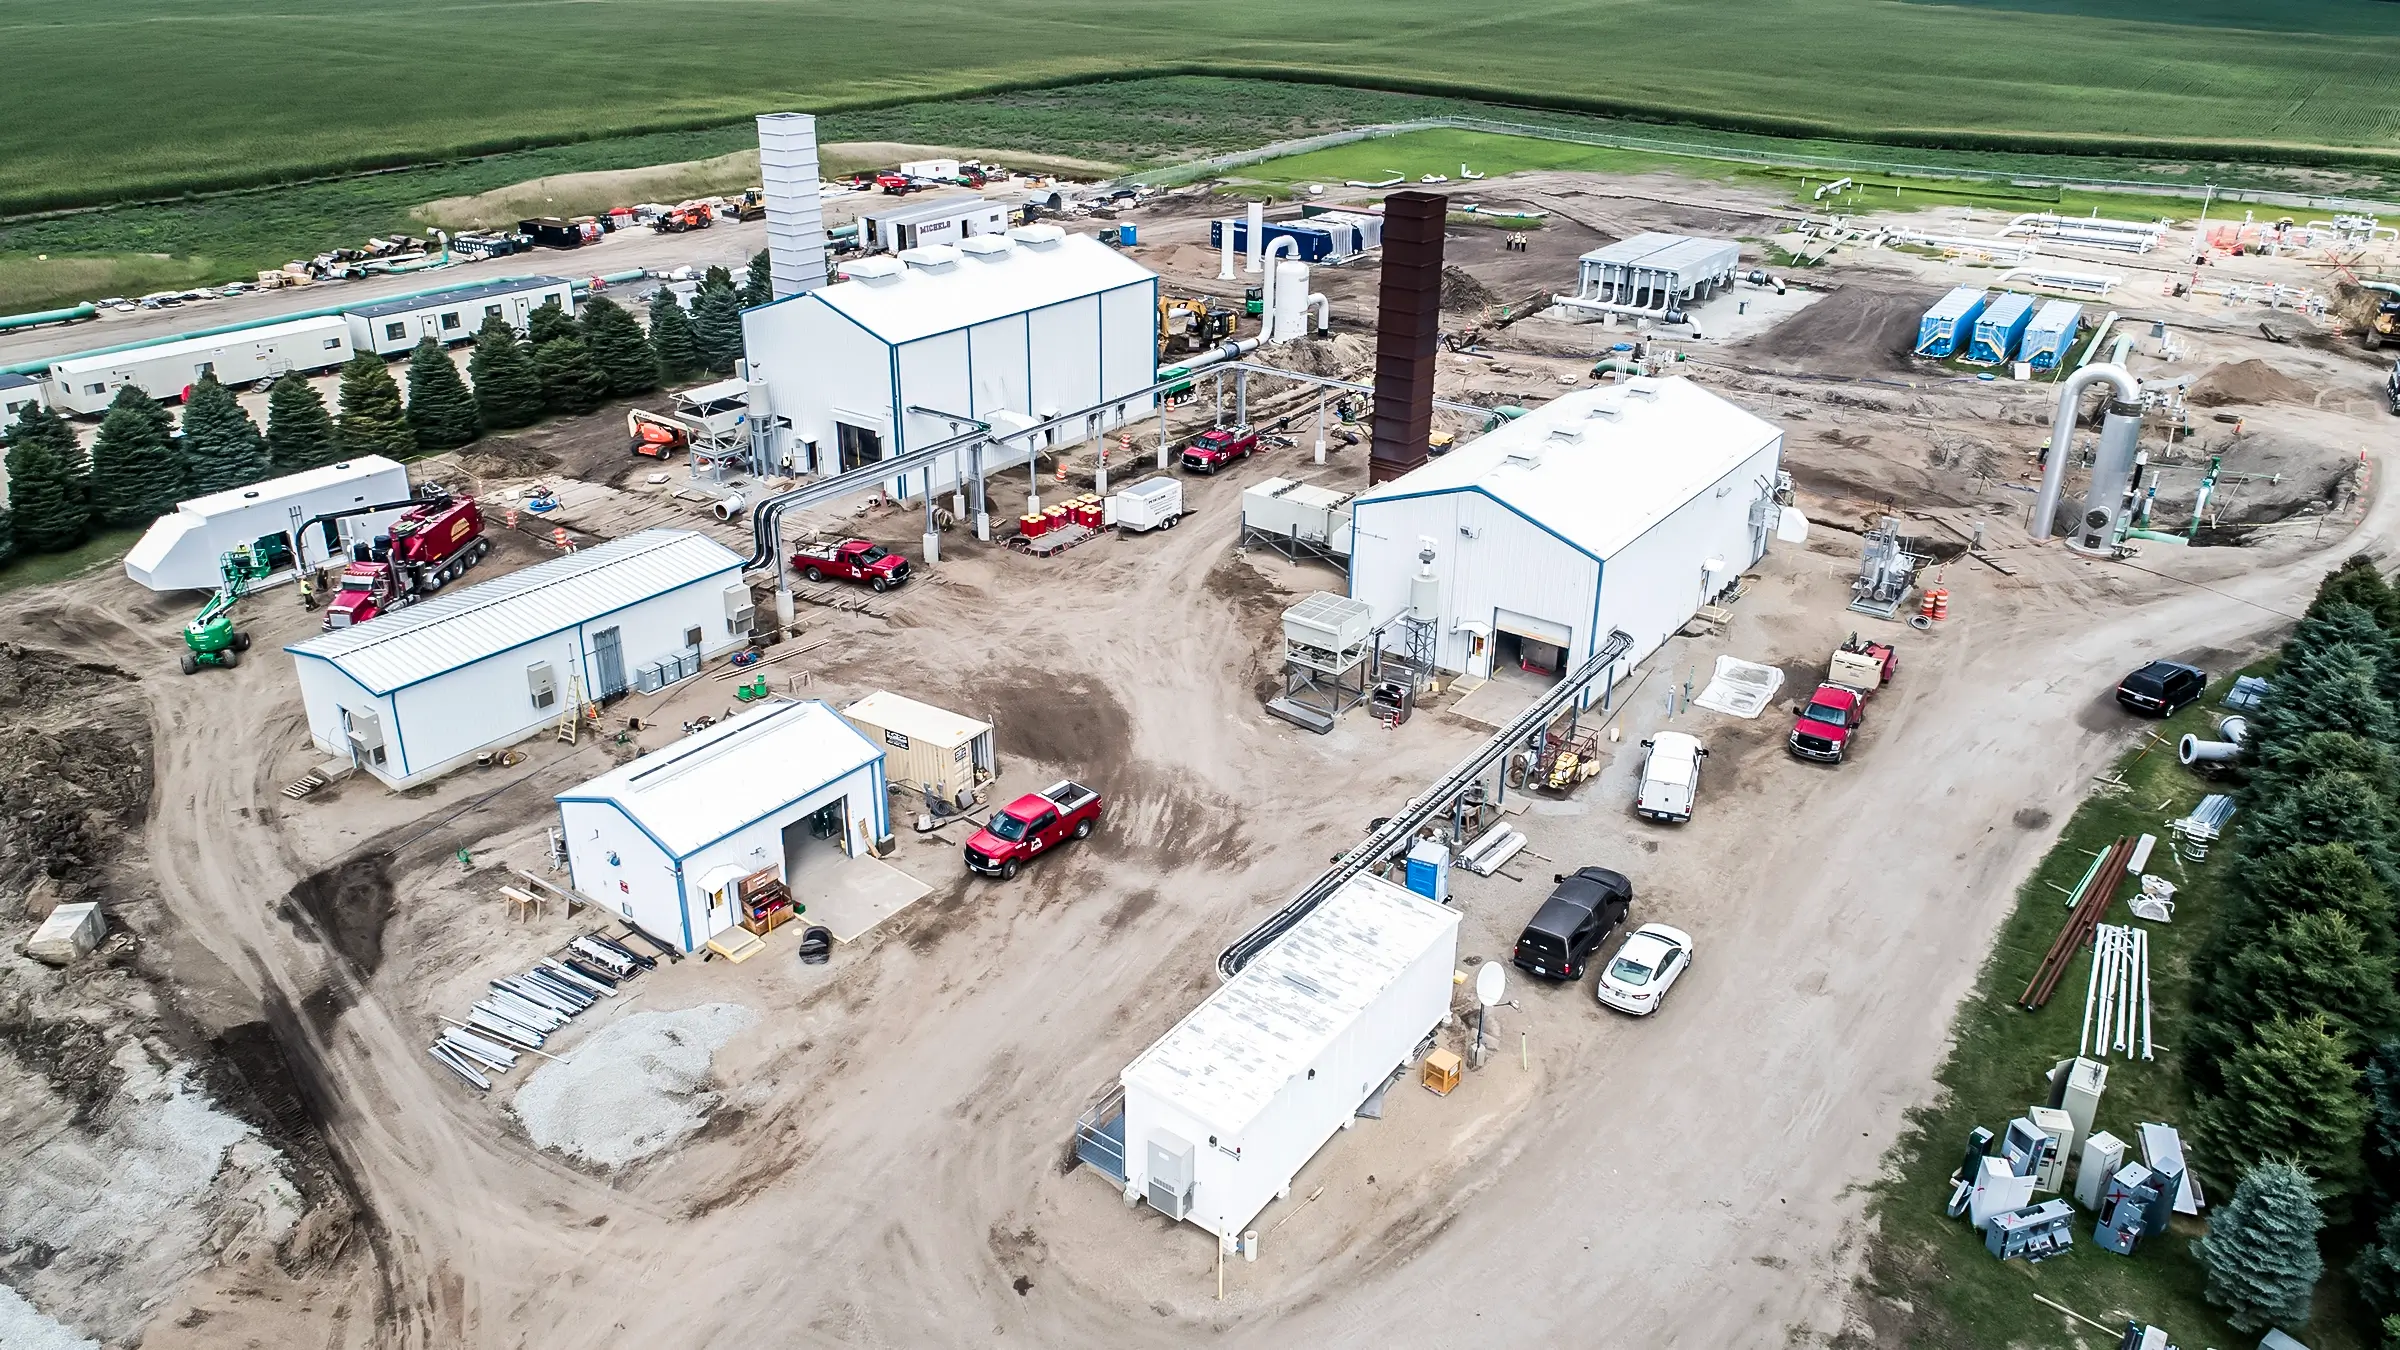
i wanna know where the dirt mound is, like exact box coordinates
[0,722,152,904]
[0,642,130,712]
[456,439,561,482]
[1441,266,1498,313]
[1739,285,1922,374]
[1257,332,1374,379]
[2189,359,2316,408]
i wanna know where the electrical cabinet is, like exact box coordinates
[527,661,558,710]
[2075,1131,2126,1211]
[2027,1106,2074,1194]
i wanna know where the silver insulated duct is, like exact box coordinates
[757,113,829,299]
[2029,362,2141,549]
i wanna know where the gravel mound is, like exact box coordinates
[512,1003,755,1168]
[2189,358,2314,408]
[0,1284,96,1350]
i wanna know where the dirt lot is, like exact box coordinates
[3,161,2397,1348]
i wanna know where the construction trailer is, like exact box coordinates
[841,689,996,811]
[343,276,575,356]
[0,372,46,420]
[1562,233,1743,318]
[1915,286,1991,357]
[1210,219,1340,264]
[1347,377,1784,690]
[899,158,963,181]
[124,455,414,592]
[285,530,749,788]
[1966,293,2037,365]
[860,196,1009,254]
[556,699,887,952]
[2016,300,2086,371]
[741,227,1158,494]
[1102,873,1459,1243]
[45,315,353,414]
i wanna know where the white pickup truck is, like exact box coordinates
[1634,732,1707,824]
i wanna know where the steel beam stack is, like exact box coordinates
[2020,835,2134,1010]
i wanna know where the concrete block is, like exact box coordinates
[26,901,105,966]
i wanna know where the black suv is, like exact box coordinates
[1512,867,1633,982]
[2116,660,2205,717]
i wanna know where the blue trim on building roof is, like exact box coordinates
[1350,485,1606,567]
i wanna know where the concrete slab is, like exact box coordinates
[788,846,934,942]
[1450,670,1549,729]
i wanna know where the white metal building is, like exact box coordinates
[861,195,1009,253]
[0,372,45,421]
[46,315,353,415]
[343,276,574,357]
[556,699,888,952]
[1349,377,1784,685]
[842,690,995,810]
[285,530,750,787]
[125,455,414,592]
[1115,873,1459,1242]
[741,226,1158,495]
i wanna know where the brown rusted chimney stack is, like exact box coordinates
[1369,191,1446,486]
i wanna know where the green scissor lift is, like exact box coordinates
[180,543,282,674]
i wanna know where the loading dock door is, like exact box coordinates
[1495,609,1572,679]
[835,421,883,474]
[591,627,627,698]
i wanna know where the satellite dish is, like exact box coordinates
[1475,962,1506,1008]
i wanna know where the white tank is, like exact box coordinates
[1272,260,1309,343]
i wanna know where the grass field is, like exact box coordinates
[9,0,2400,216]
[1859,675,2374,1349]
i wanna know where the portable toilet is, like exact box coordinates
[1404,840,1451,903]
[2017,300,2085,371]
[1915,286,1990,357]
[1966,293,2036,364]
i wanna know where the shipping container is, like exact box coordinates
[1966,292,2037,365]
[1915,286,1991,357]
[2016,300,2086,371]
[1210,220,1339,264]
[46,314,354,415]
[841,690,995,810]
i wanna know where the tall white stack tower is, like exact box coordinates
[756,113,829,300]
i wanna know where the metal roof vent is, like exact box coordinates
[958,235,1014,261]
[1008,223,1067,248]
[1626,382,1660,401]
[897,244,961,271]
[1511,442,1554,465]
[841,256,905,285]
[1587,403,1623,421]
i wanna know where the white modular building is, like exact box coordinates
[343,276,575,356]
[742,226,1158,496]
[0,372,46,421]
[1348,377,1783,686]
[556,699,888,952]
[1110,874,1459,1242]
[45,315,354,415]
[285,530,751,787]
[860,195,1009,253]
[125,455,414,592]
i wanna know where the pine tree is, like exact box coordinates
[703,264,733,290]
[2245,770,2400,893]
[3,403,89,553]
[2314,555,2400,630]
[2191,911,2400,1072]
[577,295,660,397]
[2198,1161,2324,1333]
[0,508,12,566]
[265,375,339,475]
[690,279,744,374]
[647,287,704,381]
[2356,1204,2400,1320]
[2197,1015,2369,1200]
[531,337,607,415]
[2372,1041,2400,1191]
[108,383,174,446]
[467,314,544,431]
[526,298,577,349]
[335,353,411,462]
[742,249,774,308]
[86,387,186,526]
[403,338,479,452]
[178,374,269,495]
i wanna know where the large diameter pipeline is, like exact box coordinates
[2031,363,2141,542]
[2179,734,2242,766]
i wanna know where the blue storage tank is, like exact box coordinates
[1915,285,1990,357]
[1208,219,1336,263]
[2016,300,2084,371]
[1966,293,2036,365]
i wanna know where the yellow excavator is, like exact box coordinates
[1157,295,1236,358]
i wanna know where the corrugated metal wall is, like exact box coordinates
[1350,489,1599,675]
[1596,440,1784,672]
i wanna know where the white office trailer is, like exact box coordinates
[124,455,414,591]
[343,276,574,357]
[756,112,830,301]
[0,372,45,420]
[1560,232,1743,320]
[285,530,750,787]
[1348,377,1784,686]
[860,195,1011,254]
[45,315,353,415]
[1115,874,1460,1243]
[556,699,887,952]
[741,226,1158,497]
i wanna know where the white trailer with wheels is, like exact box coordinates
[1105,476,1183,533]
[45,314,354,414]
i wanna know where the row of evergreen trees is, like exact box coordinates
[0,257,767,563]
[2180,558,2400,1338]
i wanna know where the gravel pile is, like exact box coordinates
[512,1003,755,1167]
[0,1282,97,1350]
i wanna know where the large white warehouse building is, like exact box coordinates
[1348,377,1783,686]
[125,456,414,592]
[556,699,888,953]
[740,226,1157,497]
[285,530,750,787]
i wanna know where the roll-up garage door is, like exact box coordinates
[1495,609,1571,648]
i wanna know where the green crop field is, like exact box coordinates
[8,0,2400,216]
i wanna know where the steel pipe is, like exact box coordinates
[2030,363,2141,542]
[2180,735,2241,766]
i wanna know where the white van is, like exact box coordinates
[1634,732,1706,823]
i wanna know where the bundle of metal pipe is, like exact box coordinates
[2079,924,2154,1061]
[2022,836,2135,1010]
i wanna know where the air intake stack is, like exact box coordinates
[756,113,829,300]
[1370,191,1446,486]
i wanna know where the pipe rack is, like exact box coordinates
[1217,628,1634,979]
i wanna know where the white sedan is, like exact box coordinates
[1594,924,1695,1016]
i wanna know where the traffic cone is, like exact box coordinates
[552,526,573,552]
[1055,457,1068,483]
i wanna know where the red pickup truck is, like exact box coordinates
[1181,426,1258,474]
[1787,683,1867,763]
[793,539,910,591]
[965,781,1103,878]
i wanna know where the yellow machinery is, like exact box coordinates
[1157,295,1236,358]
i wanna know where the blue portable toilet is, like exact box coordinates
[1967,293,2036,365]
[1915,285,1990,357]
[2016,300,2084,371]
[1117,223,1138,246]
[1404,840,1451,903]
